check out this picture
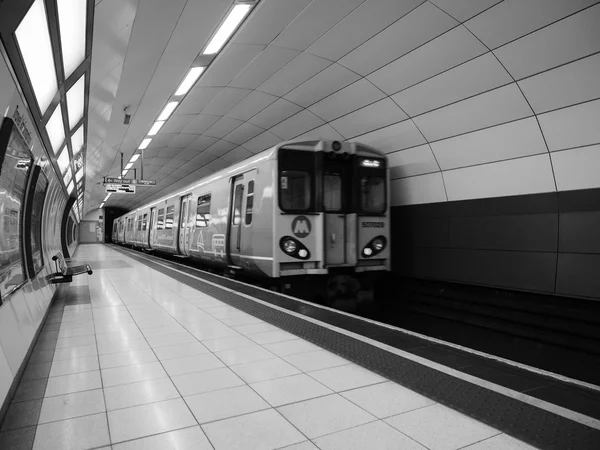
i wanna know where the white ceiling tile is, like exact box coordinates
[247,99,303,129]
[243,131,282,153]
[188,150,216,164]
[392,52,512,116]
[444,154,556,201]
[271,0,366,51]
[551,145,600,191]
[538,99,600,152]
[292,124,344,142]
[466,0,597,50]
[176,148,202,161]
[413,83,532,142]
[269,110,325,140]
[182,115,221,135]
[221,147,253,165]
[493,4,600,80]
[306,0,426,61]
[188,135,219,152]
[146,134,175,148]
[229,46,300,90]
[518,53,600,114]
[206,158,231,172]
[177,87,222,115]
[198,44,266,87]
[284,64,361,108]
[330,98,408,139]
[339,2,458,76]
[170,133,198,148]
[431,117,547,170]
[223,122,265,145]
[160,115,195,134]
[226,91,278,121]
[349,120,426,153]
[388,145,439,179]
[429,0,502,22]
[391,172,447,206]
[308,79,386,122]
[204,140,238,157]
[232,0,313,45]
[367,26,486,95]
[202,88,252,116]
[204,117,245,139]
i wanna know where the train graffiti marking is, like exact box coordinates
[292,216,311,238]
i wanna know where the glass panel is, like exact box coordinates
[165,205,174,229]
[280,171,310,211]
[245,181,254,225]
[360,176,386,214]
[142,213,148,231]
[30,172,48,273]
[157,208,164,229]
[232,184,243,225]
[137,216,142,231]
[323,174,342,212]
[196,194,211,227]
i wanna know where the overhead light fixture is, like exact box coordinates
[71,124,84,155]
[157,102,178,121]
[66,74,85,129]
[46,105,65,154]
[57,0,87,79]
[75,167,83,182]
[15,0,58,114]
[104,194,111,201]
[67,180,74,194]
[125,163,133,170]
[175,67,205,96]
[130,154,140,162]
[148,121,165,136]
[204,4,252,55]
[138,138,152,150]
[122,169,128,176]
[100,202,105,208]
[57,147,70,173]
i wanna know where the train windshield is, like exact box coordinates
[357,157,386,214]
[278,148,315,212]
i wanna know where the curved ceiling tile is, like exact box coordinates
[284,64,360,108]
[181,115,221,135]
[204,140,237,157]
[367,25,486,95]
[330,98,408,139]
[224,122,265,145]
[177,87,222,115]
[538,99,600,152]
[443,154,556,201]
[339,2,458,76]
[493,4,600,80]
[308,79,386,122]
[518,53,600,114]
[221,147,253,165]
[258,53,333,98]
[188,135,219,153]
[431,117,547,171]
[169,133,198,148]
[190,153,218,168]
[159,114,195,134]
[226,91,278,121]
[413,83,532,142]
[232,0,313,45]
[202,88,252,116]
[229,46,300,90]
[243,131,283,153]
[271,0,366,52]
[465,0,597,50]
[392,52,512,116]
[551,145,600,191]
[429,0,502,22]
[206,158,231,172]
[293,124,344,142]
[269,110,325,140]
[349,120,426,154]
[146,134,175,149]
[197,44,266,87]
[306,0,425,61]
[391,172,447,206]
[203,117,245,139]
[247,99,303,129]
[388,145,439,179]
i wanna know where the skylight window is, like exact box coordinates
[57,147,70,173]
[66,74,85,129]
[63,167,73,186]
[57,0,87,78]
[71,124,84,155]
[76,167,84,182]
[46,105,65,154]
[204,4,252,55]
[67,180,74,194]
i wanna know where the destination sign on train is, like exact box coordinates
[105,177,156,186]
[360,158,382,168]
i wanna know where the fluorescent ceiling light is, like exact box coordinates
[15,0,58,114]
[148,121,165,136]
[157,102,178,121]
[66,74,85,129]
[63,167,73,186]
[130,154,140,162]
[175,67,204,96]
[104,194,111,201]
[46,106,65,154]
[57,0,87,78]
[138,138,152,150]
[204,4,252,55]
[71,124,84,155]
[67,180,74,194]
[125,163,133,170]
[122,170,128,176]
[75,167,84,182]
[57,147,70,173]
[100,202,105,208]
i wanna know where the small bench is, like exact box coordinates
[49,253,93,284]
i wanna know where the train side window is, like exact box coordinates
[360,176,386,214]
[232,185,243,225]
[165,206,175,229]
[142,214,148,231]
[157,208,164,229]
[323,174,342,212]
[245,181,254,225]
[196,194,211,227]
[137,216,142,231]
[280,171,310,211]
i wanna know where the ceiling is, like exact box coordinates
[85,0,600,216]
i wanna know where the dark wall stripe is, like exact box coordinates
[60,196,75,258]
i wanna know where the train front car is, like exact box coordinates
[275,140,390,310]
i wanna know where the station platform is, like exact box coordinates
[0,244,599,450]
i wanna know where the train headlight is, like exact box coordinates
[362,235,387,258]
[372,238,384,251]
[283,239,296,253]
[364,248,373,256]
[298,249,307,258]
[280,236,311,260]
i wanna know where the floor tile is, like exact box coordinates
[152,341,209,361]
[201,408,305,450]
[278,394,376,439]
[341,381,436,418]
[57,327,95,339]
[172,367,245,397]
[461,433,537,449]
[141,325,187,338]
[0,426,37,450]
[96,330,145,344]
[214,344,275,366]
[53,345,98,362]
[263,339,322,357]
[13,378,48,402]
[185,385,270,424]
[32,412,110,450]
[189,326,240,341]
[219,315,264,326]
[38,389,105,423]
[98,337,150,355]
[101,361,167,387]
[385,404,500,450]
[55,334,96,349]
[247,330,298,345]
[250,373,333,407]
[232,323,279,335]
[230,357,301,383]
[111,426,212,450]
[278,442,318,450]
[0,399,42,431]
[45,370,102,396]
[308,364,387,391]
[201,335,255,352]
[22,362,52,381]
[99,348,158,369]
[284,350,350,372]
[162,353,225,377]
[49,356,100,377]
[104,377,180,411]
[108,398,197,443]
[146,332,197,348]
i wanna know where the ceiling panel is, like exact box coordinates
[177,87,222,115]
[367,26,486,95]
[551,145,600,191]
[225,91,278,121]
[202,88,252,116]
[330,98,408,139]
[206,158,231,172]
[223,122,265,145]
[247,99,303,129]
[349,120,426,154]
[229,46,300,90]
[169,133,198,148]
[181,115,221,135]
[269,110,325,140]
[146,134,175,148]
[243,131,282,153]
[390,172,447,206]
[308,79,386,122]
[388,145,439,179]
[203,117,245,139]
[339,2,457,76]
[189,152,218,168]
[187,135,219,153]
[197,44,265,87]
[221,146,253,165]
[293,124,344,142]
[158,114,194,135]
[538,99,600,152]
[204,140,237,157]
[429,0,502,22]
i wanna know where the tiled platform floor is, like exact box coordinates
[0,245,537,450]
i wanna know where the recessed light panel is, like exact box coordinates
[157,102,178,121]
[46,105,65,154]
[66,74,85,129]
[71,124,84,155]
[130,154,140,162]
[175,67,204,96]
[138,138,152,150]
[148,121,165,136]
[57,0,87,78]
[204,4,252,55]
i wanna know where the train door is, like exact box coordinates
[323,158,350,266]
[178,195,192,255]
[148,207,156,248]
[227,171,255,267]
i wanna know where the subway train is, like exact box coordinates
[113,139,391,305]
